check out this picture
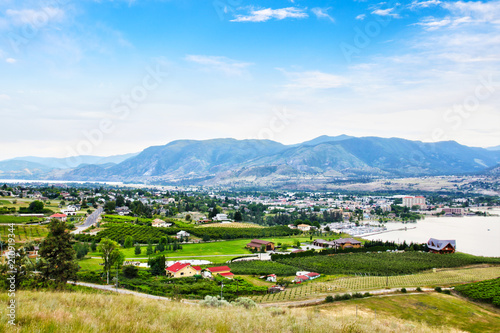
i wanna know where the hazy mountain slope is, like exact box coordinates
[8,152,138,169]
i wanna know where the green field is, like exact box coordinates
[276,251,500,276]
[321,293,500,333]
[0,224,49,243]
[252,266,500,303]
[0,215,45,224]
[86,236,314,259]
[455,277,500,307]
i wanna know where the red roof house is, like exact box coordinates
[166,262,201,278]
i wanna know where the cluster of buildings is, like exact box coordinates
[312,238,362,250]
[165,262,234,279]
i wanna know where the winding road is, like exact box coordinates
[71,207,103,234]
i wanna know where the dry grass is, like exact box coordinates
[1,290,463,333]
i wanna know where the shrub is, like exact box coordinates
[401,288,407,293]
[200,295,231,307]
[122,265,139,279]
[443,289,451,295]
[416,287,422,292]
[435,287,442,293]
[352,292,364,298]
[325,295,334,303]
[363,292,370,297]
[232,297,256,309]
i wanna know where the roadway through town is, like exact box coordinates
[71,207,103,234]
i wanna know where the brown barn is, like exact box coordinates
[246,239,275,251]
[427,238,456,254]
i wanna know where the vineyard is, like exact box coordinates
[0,225,49,243]
[0,215,45,224]
[75,224,300,243]
[199,222,264,229]
[228,260,300,276]
[251,266,500,303]
[454,277,500,307]
[275,252,500,275]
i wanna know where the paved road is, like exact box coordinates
[71,207,103,234]
[69,281,197,304]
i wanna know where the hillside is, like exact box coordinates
[1,290,470,332]
[1,135,500,184]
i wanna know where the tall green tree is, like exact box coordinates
[134,243,141,255]
[98,238,124,284]
[123,236,134,248]
[38,219,79,287]
[148,255,166,276]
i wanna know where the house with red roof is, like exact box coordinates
[203,266,234,279]
[50,213,67,222]
[306,272,320,280]
[294,275,309,283]
[165,262,201,278]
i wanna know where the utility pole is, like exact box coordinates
[115,262,119,291]
[220,282,224,300]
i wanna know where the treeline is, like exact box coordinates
[264,210,343,226]
[74,224,300,243]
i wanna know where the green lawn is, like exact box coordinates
[86,236,315,259]
[322,293,500,333]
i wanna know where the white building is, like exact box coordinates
[177,230,190,238]
[403,196,426,209]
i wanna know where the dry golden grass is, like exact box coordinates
[0,290,464,333]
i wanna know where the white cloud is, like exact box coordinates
[0,94,11,101]
[356,14,366,20]
[311,8,334,22]
[415,17,452,30]
[185,55,253,76]
[5,58,16,63]
[409,0,442,9]
[372,8,401,18]
[5,7,65,27]
[279,69,347,89]
[231,7,308,23]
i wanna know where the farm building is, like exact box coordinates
[165,262,201,278]
[246,239,275,251]
[49,213,67,222]
[204,266,234,279]
[427,238,456,254]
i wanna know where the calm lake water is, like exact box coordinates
[364,208,500,257]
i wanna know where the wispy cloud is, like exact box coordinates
[311,8,334,22]
[185,55,253,76]
[4,7,65,27]
[356,14,366,20]
[279,69,347,89]
[231,7,308,23]
[5,58,16,63]
[371,7,401,18]
[0,94,11,101]
[409,0,442,10]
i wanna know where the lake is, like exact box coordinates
[363,208,500,257]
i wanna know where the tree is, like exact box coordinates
[38,219,79,287]
[122,265,138,278]
[234,211,243,222]
[116,195,125,207]
[98,238,123,284]
[104,201,116,213]
[90,240,97,252]
[185,214,191,221]
[123,236,134,249]
[148,255,166,276]
[134,244,141,255]
[28,200,44,213]
[146,241,153,256]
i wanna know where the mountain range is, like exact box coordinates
[1,135,499,186]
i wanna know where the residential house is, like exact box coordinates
[165,262,202,278]
[246,239,275,251]
[213,213,231,222]
[204,266,234,279]
[333,238,362,250]
[297,224,312,232]
[177,230,190,238]
[266,274,277,283]
[427,238,456,254]
[306,272,320,280]
[116,206,131,215]
[49,213,67,222]
[152,219,172,228]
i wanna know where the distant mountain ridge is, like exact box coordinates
[1,135,499,185]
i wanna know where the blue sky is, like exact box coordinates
[1,0,500,159]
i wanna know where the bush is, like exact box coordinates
[443,289,451,295]
[200,295,231,307]
[416,287,422,292]
[325,295,334,303]
[122,265,139,279]
[232,297,256,309]
[363,292,370,297]
[435,286,442,293]
[401,288,407,293]
[352,292,364,298]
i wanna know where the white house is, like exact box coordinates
[177,230,190,238]
[212,213,230,222]
[297,224,311,232]
[152,219,172,228]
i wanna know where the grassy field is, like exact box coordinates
[0,290,460,332]
[320,292,500,333]
[86,236,315,259]
[252,266,500,303]
[0,224,49,244]
[0,215,45,224]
